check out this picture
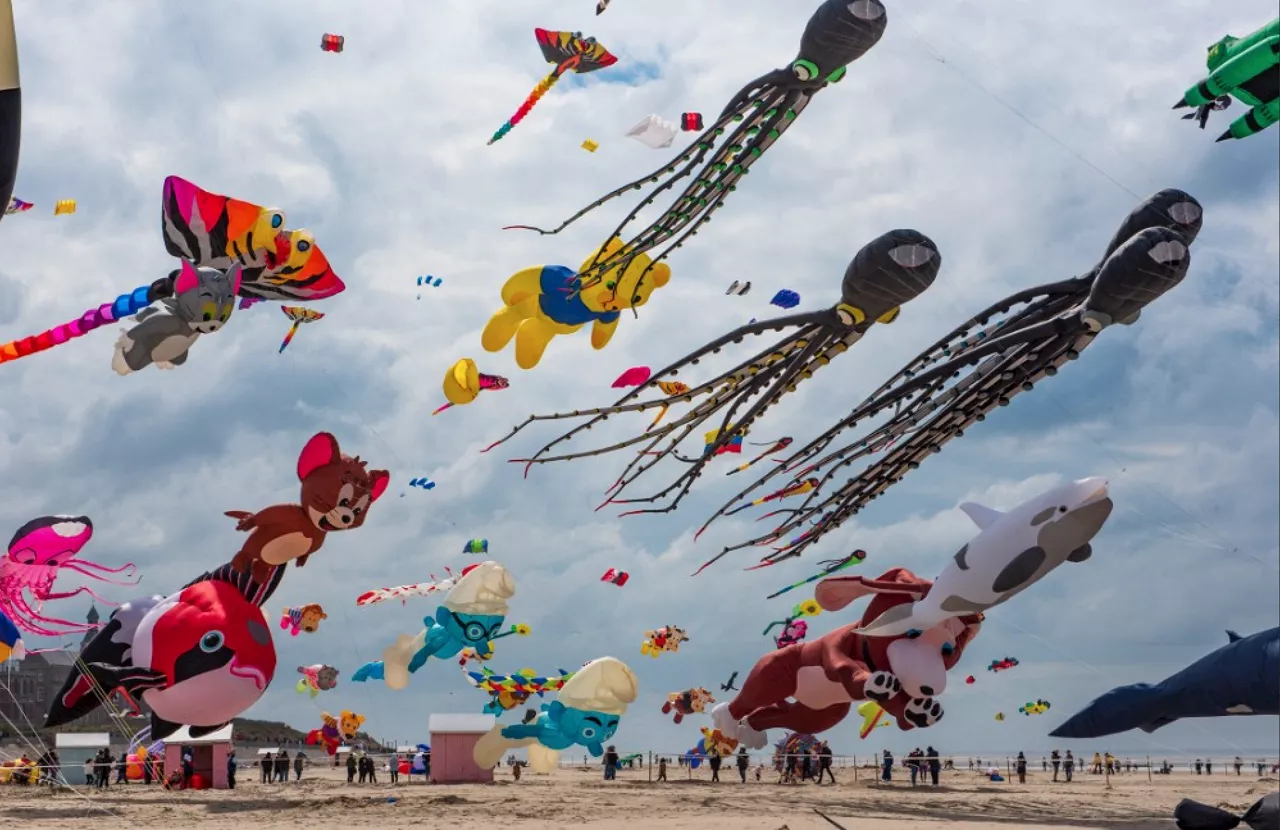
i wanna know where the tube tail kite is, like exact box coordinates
[278,306,324,354]
[487,29,617,146]
[0,0,19,229]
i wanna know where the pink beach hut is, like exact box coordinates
[428,713,496,784]
[163,724,234,789]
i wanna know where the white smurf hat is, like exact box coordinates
[556,657,638,716]
[441,561,515,617]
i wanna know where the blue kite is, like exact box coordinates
[1050,628,1280,738]
[769,289,800,309]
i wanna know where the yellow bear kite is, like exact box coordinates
[480,237,672,370]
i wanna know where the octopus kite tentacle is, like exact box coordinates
[695,189,1203,571]
[485,230,943,516]
[504,0,888,302]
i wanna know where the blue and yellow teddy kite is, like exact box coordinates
[478,236,673,371]
[351,562,529,690]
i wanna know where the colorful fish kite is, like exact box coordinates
[988,657,1020,672]
[463,539,489,555]
[356,568,458,606]
[727,437,794,476]
[770,289,800,309]
[278,306,324,353]
[612,366,652,388]
[715,477,820,521]
[436,358,510,415]
[600,567,629,587]
[0,176,343,366]
[4,197,31,215]
[487,29,617,146]
[764,550,867,600]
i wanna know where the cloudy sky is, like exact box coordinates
[1,0,1277,759]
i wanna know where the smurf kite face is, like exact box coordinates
[435,605,506,645]
[558,706,620,746]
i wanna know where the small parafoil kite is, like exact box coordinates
[680,112,703,131]
[437,357,510,414]
[770,289,800,309]
[278,306,324,354]
[581,139,599,153]
[320,33,344,53]
[662,687,714,724]
[357,568,458,606]
[417,275,443,287]
[487,29,617,145]
[641,624,688,658]
[994,712,1005,722]
[295,664,339,698]
[600,568,629,587]
[0,608,24,663]
[408,477,435,490]
[765,550,866,599]
[725,280,751,296]
[612,366,652,388]
[279,603,327,636]
[965,675,975,684]
[625,115,678,149]
[1019,699,1051,716]
[53,199,76,215]
[857,700,890,738]
[4,197,31,215]
[463,539,489,555]
[988,657,1019,672]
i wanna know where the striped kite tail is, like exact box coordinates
[487,69,563,146]
[0,282,168,364]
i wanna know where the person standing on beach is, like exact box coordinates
[346,751,357,783]
[1015,752,1028,784]
[83,757,94,786]
[275,751,289,783]
[927,747,941,786]
[709,749,722,783]
[881,749,894,783]
[908,748,920,786]
[657,756,668,782]
[1194,758,1203,775]
[1205,759,1212,775]
[1234,756,1243,775]
[604,745,619,781]
[294,751,305,781]
[737,748,750,783]
[369,753,379,784]
[1050,750,1061,782]
[390,751,400,785]
[817,742,836,785]
[261,751,272,784]
[227,751,237,790]
[1064,751,1074,782]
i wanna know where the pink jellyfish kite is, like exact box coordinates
[1,516,139,639]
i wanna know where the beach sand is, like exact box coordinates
[1,764,1275,829]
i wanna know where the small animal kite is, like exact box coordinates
[727,437,794,475]
[988,657,1019,672]
[641,625,688,658]
[320,33,344,53]
[280,603,327,636]
[1019,699,1051,716]
[612,366,652,388]
[278,306,324,353]
[720,672,739,692]
[53,199,76,216]
[764,551,867,599]
[487,29,617,145]
[662,687,715,724]
[770,289,801,309]
[681,112,703,131]
[725,280,751,296]
[463,539,489,555]
[600,568,629,587]
[625,115,678,149]
[296,664,339,698]
[763,599,821,648]
[356,569,457,606]
[4,197,31,215]
[436,357,510,414]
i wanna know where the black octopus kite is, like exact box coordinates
[504,0,889,306]
[482,229,943,513]
[694,189,1203,571]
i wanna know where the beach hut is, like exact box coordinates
[163,724,233,789]
[428,714,494,784]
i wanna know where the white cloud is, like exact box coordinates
[0,0,1276,756]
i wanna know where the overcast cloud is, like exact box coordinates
[1,0,1276,758]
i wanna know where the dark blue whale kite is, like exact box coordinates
[1050,627,1280,739]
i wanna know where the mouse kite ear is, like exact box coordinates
[298,432,340,480]
[368,470,390,502]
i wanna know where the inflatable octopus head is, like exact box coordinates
[815,567,983,700]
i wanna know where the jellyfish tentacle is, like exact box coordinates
[42,584,124,606]
[11,590,94,635]
[59,561,140,587]
[59,559,137,576]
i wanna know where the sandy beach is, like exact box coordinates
[1,763,1275,830]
